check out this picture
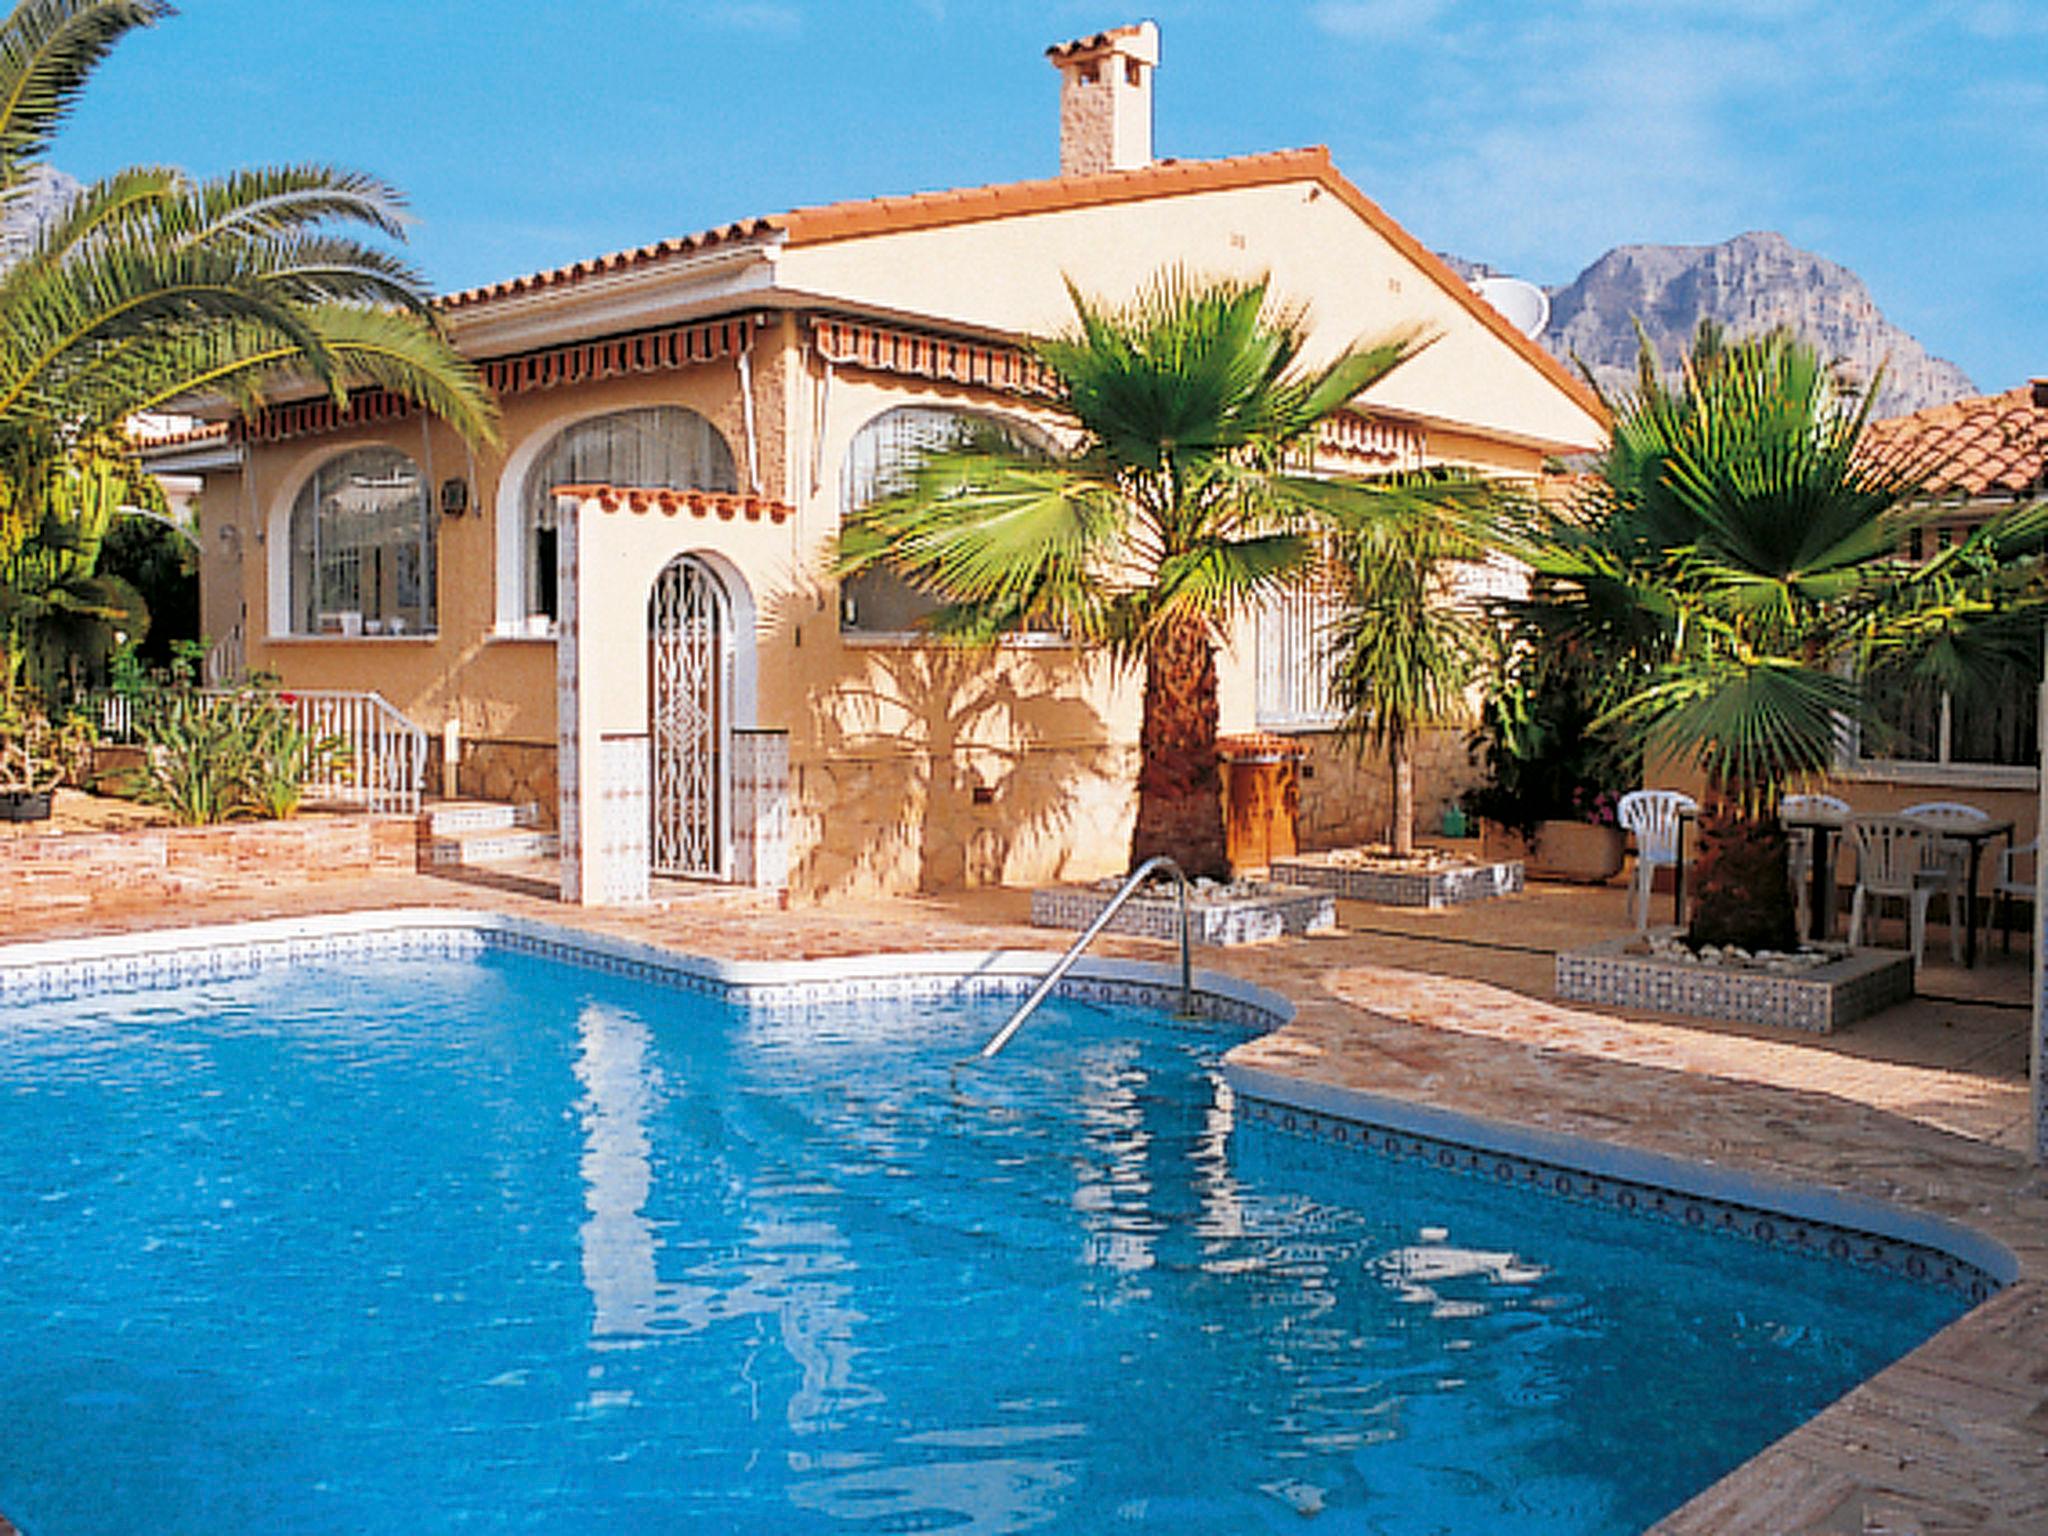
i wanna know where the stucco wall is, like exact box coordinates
[775,178,1606,454]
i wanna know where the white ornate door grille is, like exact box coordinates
[650,557,730,878]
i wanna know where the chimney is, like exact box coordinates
[1047,21,1159,176]
[2031,377,2048,409]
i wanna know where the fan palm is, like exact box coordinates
[1326,472,1501,856]
[0,0,497,695]
[836,269,1437,878]
[1532,325,2048,950]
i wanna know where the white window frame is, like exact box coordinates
[837,403,1065,646]
[492,403,738,639]
[269,442,436,640]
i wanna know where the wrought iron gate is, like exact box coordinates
[650,557,730,878]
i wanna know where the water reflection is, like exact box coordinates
[572,1001,660,1345]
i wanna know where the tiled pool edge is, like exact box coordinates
[1224,1063,2012,1302]
[0,907,1292,1029]
[0,907,2012,1305]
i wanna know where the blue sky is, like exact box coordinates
[55,0,2047,392]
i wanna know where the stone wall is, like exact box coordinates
[457,739,558,825]
[0,815,416,929]
[1292,726,1481,851]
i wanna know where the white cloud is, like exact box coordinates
[1309,0,1453,43]
[708,3,803,36]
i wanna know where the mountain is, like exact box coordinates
[1443,232,1976,419]
[0,163,81,265]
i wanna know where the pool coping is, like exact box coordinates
[2,904,2041,1534]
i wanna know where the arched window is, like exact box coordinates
[521,407,737,623]
[288,447,433,636]
[839,405,1039,634]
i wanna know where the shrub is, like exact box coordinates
[127,676,345,825]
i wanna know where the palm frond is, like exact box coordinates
[0,0,168,183]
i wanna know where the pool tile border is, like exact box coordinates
[0,908,2012,1307]
[1231,1087,2001,1302]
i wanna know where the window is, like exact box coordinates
[1856,641,2043,777]
[288,447,434,636]
[522,407,737,624]
[839,406,1039,635]
[1255,579,1345,729]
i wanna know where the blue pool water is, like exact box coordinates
[0,949,1965,1534]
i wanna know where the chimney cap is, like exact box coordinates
[1047,20,1159,66]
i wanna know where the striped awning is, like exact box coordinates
[233,316,766,445]
[1319,410,1425,465]
[813,317,1058,398]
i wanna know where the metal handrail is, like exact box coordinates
[981,854,1194,1059]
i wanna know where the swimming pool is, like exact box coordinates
[0,930,1973,1533]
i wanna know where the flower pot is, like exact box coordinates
[1530,818,1625,883]
[0,789,53,823]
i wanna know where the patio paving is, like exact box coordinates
[3,856,2043,1534]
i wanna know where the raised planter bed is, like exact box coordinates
[0,789,53,824]
[1031,881,1336,947]
[1271,850,1522,908]
[1555,929,1914,1033]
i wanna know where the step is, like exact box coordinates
[421,799,542,838]
[422,826,559,869]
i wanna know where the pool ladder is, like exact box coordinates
[981,855,1194,1059]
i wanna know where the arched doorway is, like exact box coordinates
[649,555,732,879]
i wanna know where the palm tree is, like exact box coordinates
[0,0,497,695]
[1533,326,2048,950]
[1326,472,1500,856]
[836,271,1437,878]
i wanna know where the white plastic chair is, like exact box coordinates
[1781,793,1851,938]
[1847,815,1960,968]
[1901,800,1988,952]
[1996,839,2036,953]
[1617,789,1697,931]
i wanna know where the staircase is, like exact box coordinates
[419,800,558,878]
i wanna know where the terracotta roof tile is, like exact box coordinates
[125,420,228,450]
[1046,23,1151,59]
[1866,384,2048,498]
[552,485,793,523]
[438,219,785,311]
[433,147,1606,428]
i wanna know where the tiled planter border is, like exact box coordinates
[1271,853,1523,908]
[0,908,2009,1308]
[1555,929,1915,1033]
[1029,883,1336,946]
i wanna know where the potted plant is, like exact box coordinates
[0,714,61,822]
[1461,645,1635,882]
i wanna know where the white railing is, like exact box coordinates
[204,623,245,686]
[285,690,429,815]
[90,686,429,816]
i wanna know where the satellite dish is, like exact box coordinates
[1470,276,1550,340]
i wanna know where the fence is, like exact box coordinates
[91,687,429,817]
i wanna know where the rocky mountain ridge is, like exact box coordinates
[1444,231,1975,419]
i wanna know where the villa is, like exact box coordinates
[144,23,1605,906]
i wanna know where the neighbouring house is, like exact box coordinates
[1830,380,2048,831]
[141,23,1607,905]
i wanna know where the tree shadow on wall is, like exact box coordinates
[793,632,1119,896]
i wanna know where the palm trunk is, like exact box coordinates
[1131,615,1229,880]
[1389,728,1415,857]
[1687,775,1797,952]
